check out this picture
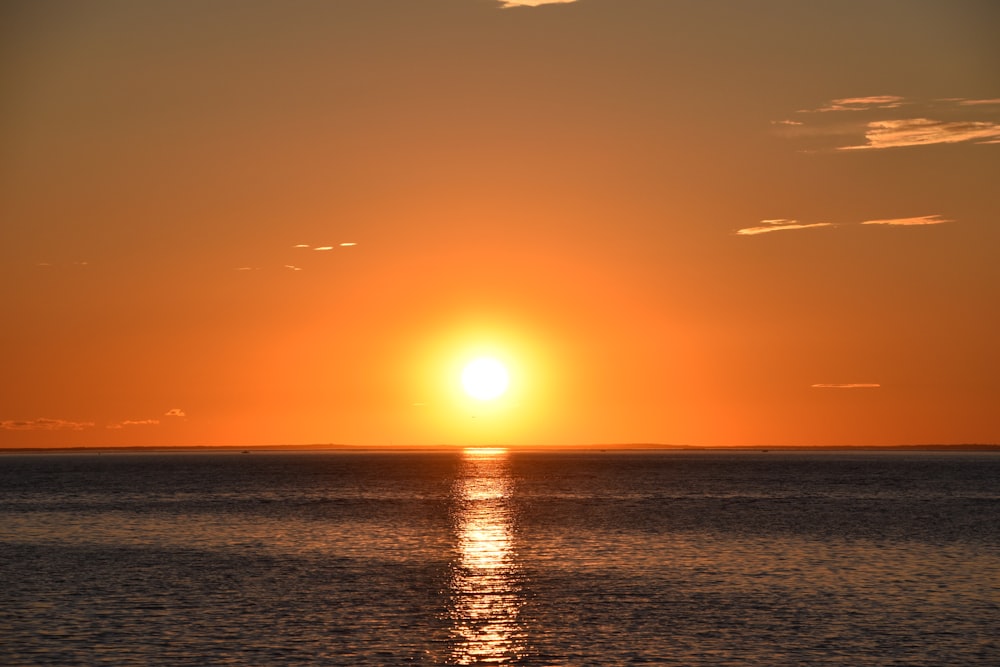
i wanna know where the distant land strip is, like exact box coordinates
[2,443,998,453]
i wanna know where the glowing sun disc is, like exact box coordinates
[461,357,510,400]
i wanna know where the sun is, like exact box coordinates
[461,357,510,401]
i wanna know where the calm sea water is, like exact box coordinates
[1,449,998,666]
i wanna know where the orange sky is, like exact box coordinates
[2,0,999,447]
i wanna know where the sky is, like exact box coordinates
[2,0,999,448]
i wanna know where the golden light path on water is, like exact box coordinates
[450,447,526,665]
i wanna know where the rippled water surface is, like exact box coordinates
[2,449,999,665]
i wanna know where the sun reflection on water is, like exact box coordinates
[449,447,526,665]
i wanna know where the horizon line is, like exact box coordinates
[2,443,998,453]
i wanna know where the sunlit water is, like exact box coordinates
[450,449,525,664]
[2,449,999,665]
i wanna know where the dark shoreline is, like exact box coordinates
[2,443,998,454]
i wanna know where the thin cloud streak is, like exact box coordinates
[498,0,578,7]
[740,214,953,236]
[736,220,833,236]
[164,409,186,417]
[107,419,161,429]
[956,98,1000,106]
[811,383,881,389]
[294,243,355,250]
[861,215,953,227]
[802,95,906,113]
[1,418,95,431]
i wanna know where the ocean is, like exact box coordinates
[1,449,998,665]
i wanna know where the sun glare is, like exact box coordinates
[461,357,510,401]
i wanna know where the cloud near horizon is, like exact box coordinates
[1,418,95,431]
[811,383,881,389]
[164,409,186,417]
[107,419,161,429]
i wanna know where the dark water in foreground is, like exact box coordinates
[1,449,998,666]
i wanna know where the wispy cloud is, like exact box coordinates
[164,409,186,418]
[736,219,833,236]
[839,118,1000,150]
[107,419,160,429]
[498,0,578,7]
[293,243,355,251]
[955,98,1000,107]
[811,383,881,389]
[33,261,89,268]
[283,265,303,271]
[779,96,1000,151]
[801,96,906,113]
[1,418,94,431]
[740,214,953,236]
[860,214,953,227]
